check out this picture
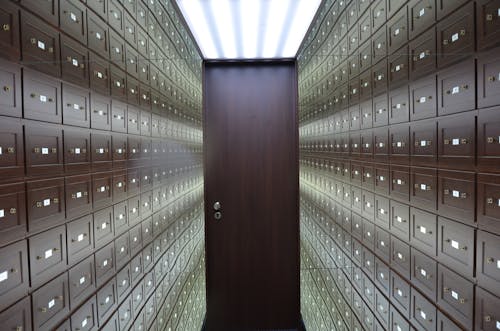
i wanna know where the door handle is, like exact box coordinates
[213,202,222,220]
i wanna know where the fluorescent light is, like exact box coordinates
[240,0,260,58]
[176,0,322,59]
[282,0,323,57]
[261,0,292,58]
[210,0,238,58]
[177,0,218,58]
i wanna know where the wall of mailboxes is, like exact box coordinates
[0,0,206,330]
[297,0,500,330]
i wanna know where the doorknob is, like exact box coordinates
[213,202,222,220]
[213,201,221,210]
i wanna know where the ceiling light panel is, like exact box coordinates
[176,0,322,60]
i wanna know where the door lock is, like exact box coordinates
[214,211,222,220]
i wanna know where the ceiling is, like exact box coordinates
[176,0,323,60]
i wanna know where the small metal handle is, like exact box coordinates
[214,211,222,220]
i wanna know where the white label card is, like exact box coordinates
[452,190,460,197]
[420,268,427,277]
[0,209,4,218]
[81,319,87,328]
[496,321,500,330]
[76,192,82,198]
[420,226,427,234]
[45,249,53,259]
[79,276,85,285]
[452,86,460,94]
[451,33,459,42]
[420,310,427,320]
[43,198,51,206]
[419,8,425,16]
[452,290,459,300]
[70,12,77,22]
[42,147,49,155]
[497,260,500,269]
[37,41,45,50]
[72,59,78,67]
[77,234,84,242]
[452,138,460,145]
[101,222,107,229]
[0,147,3,155]
[48,299,55,309]
[420,96,427,103]
[40,95,47,102]
[0,271,8,282]
[451,240,460,249]
[103,259,108,267]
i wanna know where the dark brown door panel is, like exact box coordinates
[438,169,475,225]
[0,2,20,61]
[0,117,24,180]
[477,48,500,108]
[478,173,500,234]
[477,0,500,50]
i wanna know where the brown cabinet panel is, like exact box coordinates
[65,175,92,220]
[0,118,24,180]
[93,206,113,249]
[108,0,125,36]
[390,166,411,201]
[90,93,111,130]
[97,277,117,324]
[94,242,115,287]
[438,216,475,280]
[437,2,475,69]
[391,271,411,317]
[389,48,409,88]
[0,60,22,118]
[477,230,500,297]
[477,0,500,50]
[409,0,436,39]
[372,59,388,96]
[438,60,476,116]
[0,240,29,311]
[62,84,90,128]
[475,287,500,331]
[87,12,109,59]
[92,172,112,209]
[390,124,410,164]
[89,52,110,95]
[477,48,500,108]
[411,289,437,331]
[373,94,389,127]
[32,273,70,331]
[437,264,474,330]
[0,182,26,245]
[0,296,31,331]
[70,295,98,331]
[111,100,127,133]
[391,235,411,277]
[438,112,476,170]
[68,255,95,309]
[23,70,62,124]
[110,30,126,71]
[60,0,86,44]
[411,247,437,301]
[21,11,61,77]
[388,6,409,54]
[410,75,437,121]
[410,167,438,210]
[91,133,112,171]
[63,127,91,174]
[61,36,89,88]
[66,215,93,264]
[438,170,475,224]
[27,177,65,232]
[409,28,437,81]
[411,118,438,166]
[0,2,20,61]
[477,173,500,234]
[371,0,387,31]
[29,225,67,289]
[112,134,127,169]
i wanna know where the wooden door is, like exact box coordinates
[203,61,300,330]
